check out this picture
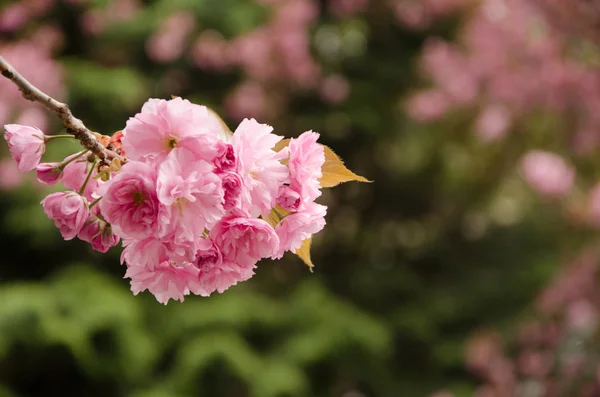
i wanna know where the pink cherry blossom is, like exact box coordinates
[122,97,222,166]
[214,141,237,172]
[520,151,575,197]
[126,260,202,304]
[97,161,160,239]
[156,147,224,244]
[211,215,279,268]
[277,185,301,212]
[3,124,46,171]
[61,153,100,200]
[121,237,168,270]
[36,162,62,185]
[275,202,327,258]
[78,216,120,253]
[232,119,288,217]
[41,192,89,240]
[195,238,254,295]
[282,130,325,206]
[220,171,243,213]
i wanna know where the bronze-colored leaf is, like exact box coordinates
[274,139,290,152]
[319,145,371,188]
[262,208,314,269]
[294,238,314,271]
[206,107,234,138]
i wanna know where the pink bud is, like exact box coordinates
[3,124,46,171]
[214,141,237,172]
[277,185,301,212]
[41,192,89,240]
[78,216,120,253]
[36,162,63,185]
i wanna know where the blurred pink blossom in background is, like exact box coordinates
[475,104,511,142]
[146,12,196,63]
[520,150,575,197]
[80,0,140,35]
[0,159,25,191]
[0,39,64,128]
[408,0,600,151]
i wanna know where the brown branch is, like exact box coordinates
[0,56,124,162]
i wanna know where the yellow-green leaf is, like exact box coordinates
[320,145,371,188]
[294,238,314,270]
[264,208,282,229]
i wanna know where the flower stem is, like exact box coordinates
[60,150,89,170]
[45,134,77,143]
[78,160,97,195]
[89,196,102,209]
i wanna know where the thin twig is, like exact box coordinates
[0,56,124,162]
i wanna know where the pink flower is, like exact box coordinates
[214,141,237,172]
[275,202,327,258]
[276,185,301,212]
[36,162,62,185]
[122,97,222,166]
[282,131,325,206]
[195,238,254,295]
[126,260,202,304]
[97,161,160,239]
[41,192,89,240]
[61,154,99,200]
[520,151,575,197]
[78,216,120,253]
[3,124,46,171]
[220,171,243,212]
[121,237,168,270]
[232,119,288,217]
[157,147,224,244]
[210,215,279,268]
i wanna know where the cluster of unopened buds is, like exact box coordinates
[3,97,368,304]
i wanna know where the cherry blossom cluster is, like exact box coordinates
[2,97,340,304]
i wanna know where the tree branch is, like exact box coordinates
[0,56,124,162]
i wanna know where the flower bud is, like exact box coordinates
[36,162,63,185]
[3,124,46,171]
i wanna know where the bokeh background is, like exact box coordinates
[2,0,600,396]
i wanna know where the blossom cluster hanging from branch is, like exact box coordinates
[0,55,369,304]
